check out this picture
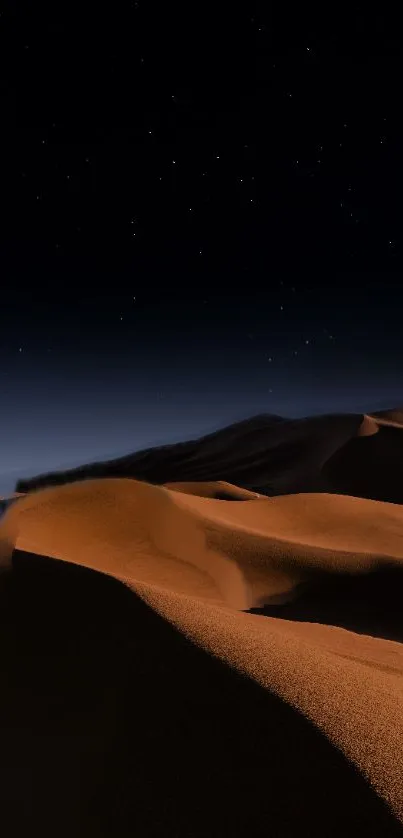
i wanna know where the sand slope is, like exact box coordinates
[1,476,403,825]
[370,408,403,427]
[163,479,264,499]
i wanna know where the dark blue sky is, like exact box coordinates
[0,4,402,493]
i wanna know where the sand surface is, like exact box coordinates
[369,417,403,429]
[1,475,403,826]
[357,414,380,436]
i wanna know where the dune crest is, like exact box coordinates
[5,477,403,610]
[368,407,403,429]
[163,480,263,499]
[357,415,380,436]
[2,475,403,823]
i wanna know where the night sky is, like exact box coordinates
[0,3,402,494]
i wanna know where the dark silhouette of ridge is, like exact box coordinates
[323,423,403,504]
[13,408,403,505]
[15,411,362,493]
[0,549,401,838]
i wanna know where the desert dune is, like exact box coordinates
[357,414,380,436]
[1,474,403,832]
[2,408,403,834]
[163,479,264,499]
[14,410,403,505]
[369,417,403,429]
[370,407,403,425]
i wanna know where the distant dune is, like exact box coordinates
[1,407,403,834]
[370,407,403,425]
[163,480,264,500]
[14,410,403,505]
[356,414,380,436]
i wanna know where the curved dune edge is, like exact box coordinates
[369,416,403,429]
[357,415,380,437]
[132,580,403,823]
[163,480,264,499]
[5,478,403,610]
[1,476,403,822]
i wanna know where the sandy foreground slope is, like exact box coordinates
[1,476,403,824]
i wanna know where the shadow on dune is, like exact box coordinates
[250,565,403,644]
[0,549,402,838]
[323,424,403,504]
[14,411,403,505]
[14,412,362,495]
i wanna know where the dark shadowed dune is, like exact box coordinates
[15,411,365,497]
[324,424,403,504]
[14,409,403,505]
[250,564,403,644]
[1,549,402,838]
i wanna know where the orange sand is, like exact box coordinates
[369,417,403,429]
[164,479,264,498]
[357,414,380,436]
[1,476,403,822]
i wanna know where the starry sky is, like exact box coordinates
[0,3,402,493]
